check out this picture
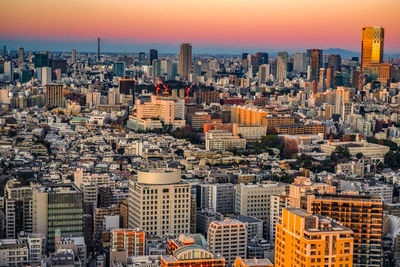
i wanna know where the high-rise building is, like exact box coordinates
[275,208,354,267]
[258,64,269,85]
[97,37,100,62]
[150,49,158,65]
[34,53,48,68]
[71,49,76,62]
[32,183,83,252]
[113,62,125,77]
[128,170,191,237]
[311,194,383,267]
[4,180,33,239]
[178,43,192,81]
[18,47,24,62]
[269,194,289,243]
[45,84,65,108]
[293,53,307,72]
[118,78,135,99]
[235,183,286,239]
[152,59,162,81]
[41,66,52,86]
[200,184,235,214]
[110,229,145,256]
[138,52,146,65]
[207,219,247,266]
[4,61,13,82]
[308,49,323,82]
[361,26,384,70]
[328,54,341,72]
[276,52,288,81]
[256,52,268,66]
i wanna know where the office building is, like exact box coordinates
[18,47,24,62]
[308,49,323,81]
[269,194,289,243]
[71,49,76,62]
[32,183,83,252]
[328,54,341,72]
[256,52,269,65]
[205,130,246,151]
[45,84,65,108]
[276,52,288,81]
[41,66,52,86]
[4,180,33,239]
[235,183,286,239]
[230,215,263,242]
[275,208,354,267]
[118,78,135,98]
[3,61,13,82]
[152,59,161,81]
[311,194,383,267]
[97,37,100,61]
[113,62,125,77]
[178,43,192,80]
[111,229,145,256]
[293,52,307,72]
[150,49,158,65]
[258,64,269,85]
[34,53,48,68]
[128,170,191,237]
[200,184,235,214]
[207,219,247,266]
[361,26,384,70]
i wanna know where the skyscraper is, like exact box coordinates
[328,54,341,72]
[34,53,48,68]
[307,49,323,81]
[97,37,100,62]
[256,52,268,65]
[311,194,383,267]
[32,183,83,252]
[118,78,135,99]
[113,62,125,77]
[18,47,24,62]
[276,52,288,81]
[293,53,306,72]
[45,84,65,108]
[4,61,13,82]
[41,66,52,86]
[71,49,76,62]
[275,208,354,267]
[178,43,192,81]
[152,59,161,82]
[258,64,269,85]
[361,26,384,70]
[150,49,158,65]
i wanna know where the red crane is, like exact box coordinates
[144,72,161,96]
[154,74,169,94]
[185,82,196,104]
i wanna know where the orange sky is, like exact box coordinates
[1,0,399,52]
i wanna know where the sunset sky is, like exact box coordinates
[1,0,399,54]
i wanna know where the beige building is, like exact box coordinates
[207,219,247,266]
[128,170,191,237]
[205,130,246,151]
[269,194,290,243]
[233,124,267,141]
[320,140,390,160]
[235,183,286,239]
[289,176,336,211]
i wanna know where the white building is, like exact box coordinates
[128,170,191,237]
[41,66,52,86]
[205,130,246,151]
[207,219,247,266]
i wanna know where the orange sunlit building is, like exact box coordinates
[275,208,354,267]
[234,257,273,267]
[230,105,268,125]
[274,124,326,136]
[311,194,383,267]
[289,176,336,211]
[167,233,207,255]
[261,115,295,133]
[361,26,384,70]
[110,229,145,256]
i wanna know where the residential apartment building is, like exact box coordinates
[205,130,246,151]
[110,229,145,257]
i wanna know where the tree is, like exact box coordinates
[117,147,125,155]
[175,149,184,157]
[356,152,363,159]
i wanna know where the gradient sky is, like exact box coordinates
[1,0,399,54]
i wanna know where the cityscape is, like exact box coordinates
[0,0,400,267]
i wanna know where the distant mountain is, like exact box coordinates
[324,48,360,59]
[325,48,400,60]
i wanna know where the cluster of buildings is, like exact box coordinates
[0,25,399,266]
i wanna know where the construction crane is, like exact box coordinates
[185,82,196,104]
[154,74,169,94]
[144,71,161,96]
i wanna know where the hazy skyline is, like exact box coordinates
[1,0,399,54]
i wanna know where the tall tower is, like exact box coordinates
[150,49,158,65]
[307,49,323,82]
[361,26,384,70]
[178,43,192,81]
[276,52,288,81]
[18,47,24,62]
[71,49,76,62]
[97,37,100,62]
